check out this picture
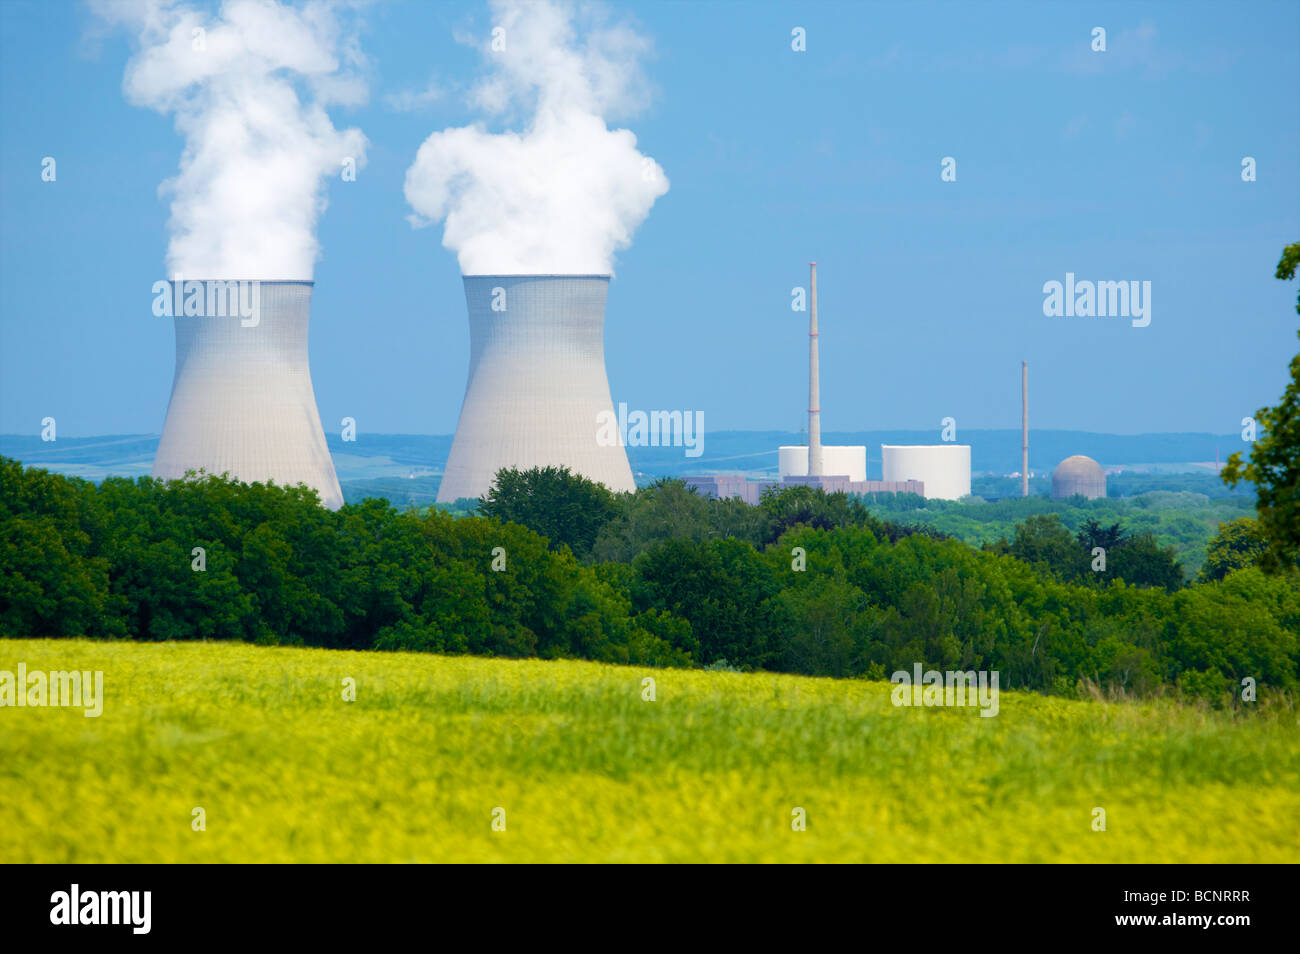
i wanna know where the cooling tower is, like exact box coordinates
[437,275,635,502]
[151,280,343,510]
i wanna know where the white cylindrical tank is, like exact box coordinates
[881,445,971,500]
[152,280,343,509]
[778,445,867,482]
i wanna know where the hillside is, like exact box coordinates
[2,640,1296,863]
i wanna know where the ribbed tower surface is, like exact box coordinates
[437,275,635,503]
[151,281,343,510]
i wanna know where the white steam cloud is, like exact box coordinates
[94,0,367,279]
[404,0,669,275]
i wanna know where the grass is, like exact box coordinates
[2,638,1297,863]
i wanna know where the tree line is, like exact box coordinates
[3,457,1296,704]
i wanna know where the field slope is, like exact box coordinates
[1,639,1297,863]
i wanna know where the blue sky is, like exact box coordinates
[2,0,1297,438]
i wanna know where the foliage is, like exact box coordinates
[0,459,123,640]
[631,537,781,667]
[1199,517,1267,583]
[478,465,618,560]
[865,489,1244,580]
[1,458,1297,702]
[1222,242,1300,573]
[590,478,718,563]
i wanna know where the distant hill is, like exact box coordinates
[0,434,158,480]
[1,428,1244,486]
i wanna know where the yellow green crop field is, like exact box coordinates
[2,639,1297,863]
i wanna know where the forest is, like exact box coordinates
[857,486,1254,580]
[3,456,1296,705]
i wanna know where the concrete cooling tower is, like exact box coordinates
[151,280,343,510]
[437,275,635,502]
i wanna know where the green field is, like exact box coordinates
[2,639,1297,863]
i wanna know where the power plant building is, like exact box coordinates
[1051,455,1106,499]
[151,280,343,510]
[779,444,867,482]
[685,263,926,504]
[685,474,923,506]
[437,275,635,502]
[881,444,972,500]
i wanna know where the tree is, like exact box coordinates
[1002,514,1088,582]
[630,537,781,668]
[1077,518,1125,554]
[1108,531,1184,592]
[1222,242,1300,573]
[0,459,123,639]
[778,575,873,677]
[759,484,863,538]
[590,478,713,563]
[1199,517,1267,582]
[478,465,619,561]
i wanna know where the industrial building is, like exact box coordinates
[779,444,867,482]
[437,275,635,502]
[1051,454,1106,499]
[152,280,343,510]
[764,263,905,494]
[687,262,931,504]
[685,474,924,505]
[881,444,972,500]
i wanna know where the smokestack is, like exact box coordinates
[152,280,343,509]
[436,275,635,502]
[808,262,822,477]
[1021,360,1029,498]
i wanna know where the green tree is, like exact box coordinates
[1109,532,1184,592]
[478,465,619,561]
[631,537,782,667]
[1000,514,1088,582]
[1077,518,1125,554]
[757,484,905,544]
[590,478,713,563]
[1199,517,1267,582]
[0,459,124,639]
[777,575,874,677]
[1222,242,1300,573]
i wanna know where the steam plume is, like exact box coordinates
[404,0,669,275]
[93,0,367,279]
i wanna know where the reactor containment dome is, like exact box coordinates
[151,280,343,510]
[1051,455,1106,499]
[437,275,636,503]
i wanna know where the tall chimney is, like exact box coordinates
[808,262,822,477]
[1021,360,1029,498]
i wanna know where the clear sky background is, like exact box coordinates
[2,0,1298,439]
